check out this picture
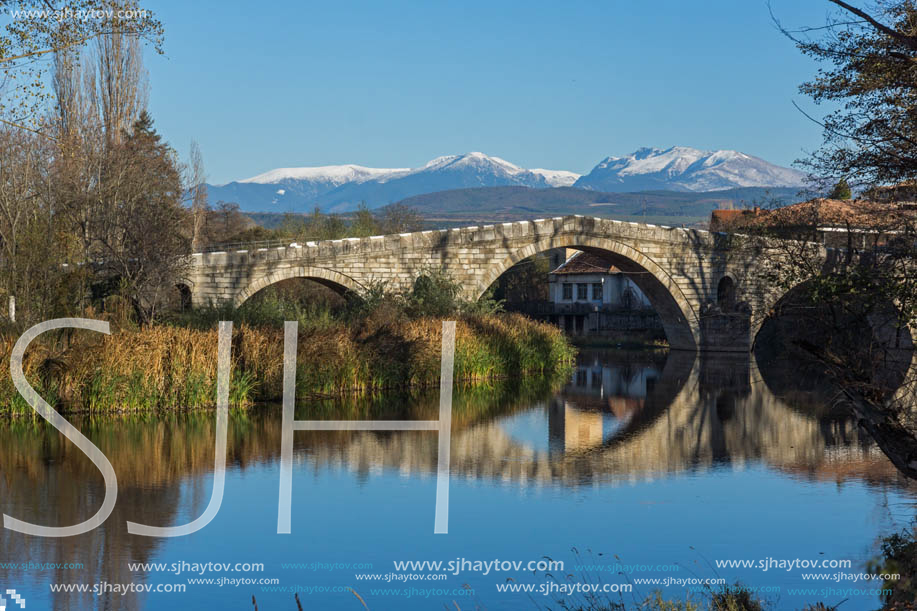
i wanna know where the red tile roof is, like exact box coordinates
[710,198,914,231]
[711,209,749,222]
[709,208,763,231]
[759,198,906,227]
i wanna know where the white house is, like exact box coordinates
[548,251,651,310]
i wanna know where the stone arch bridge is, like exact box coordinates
[186,215,787,352]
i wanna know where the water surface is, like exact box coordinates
[0,349,914,610]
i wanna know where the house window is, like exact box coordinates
[562,284,572,300]
[592,283,602,300]
[577,283,587,300]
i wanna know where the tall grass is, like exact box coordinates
[0,312,574,415]
[0,271,574,415]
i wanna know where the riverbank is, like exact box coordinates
[0,312,575,415]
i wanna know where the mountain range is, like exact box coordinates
[206,147,807,213]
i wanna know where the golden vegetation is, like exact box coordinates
[0,312,574,415]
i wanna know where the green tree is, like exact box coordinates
[317,213,347,240]
[350,202,379,238]
[492,255,551,304]
[405,270,462,318]
[95,111,190,324]
[278,212,308,240]
[828,178,851,200]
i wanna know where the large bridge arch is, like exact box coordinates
[233,266,364,307]
[477,235,700,351]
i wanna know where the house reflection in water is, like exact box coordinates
[549,358,659,454]
[496,353,662,456]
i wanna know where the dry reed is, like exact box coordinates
[0,313,574,414]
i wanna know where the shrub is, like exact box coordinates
[405,269,462,318]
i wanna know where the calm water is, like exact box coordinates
[1,349,915,610]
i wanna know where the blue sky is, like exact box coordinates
[144,0,836,185]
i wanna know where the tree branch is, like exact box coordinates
[0,117,58,141]
[828,0,917,51]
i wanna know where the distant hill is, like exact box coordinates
[243,185,802,230]
[390,185,802,224]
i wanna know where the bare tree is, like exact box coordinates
[0,128,74,323]
[94,23,147,144]
[0,129,42,319]
[0,1,162,134]
[188,140,209,252]
[201,201,254,245]
[52,47,89,139]
[379,203,425,233]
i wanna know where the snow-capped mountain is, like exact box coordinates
[206,152,581,212]
[207,164,408,213]
[317,153,571,211]
[206,147,805,213]
[574,146,806,192]
[530,168,580,187]
[240,164,406,186]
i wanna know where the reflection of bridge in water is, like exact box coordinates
[302,351,917,490]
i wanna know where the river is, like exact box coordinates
[0,348,914,610]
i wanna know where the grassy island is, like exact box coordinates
[0,273,575,415]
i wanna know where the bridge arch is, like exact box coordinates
[233,266,364,307]
[477,235,700,350]
[175,282,192,311]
